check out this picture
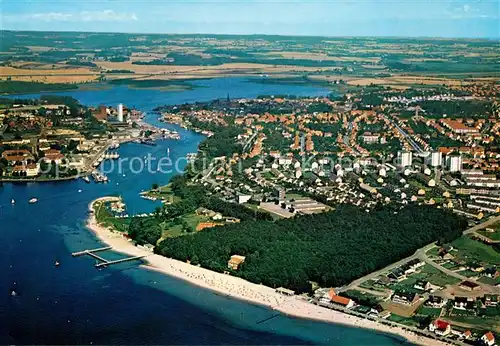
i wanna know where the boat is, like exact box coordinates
[55,261,60,267]
[29,198,38,204]
[78,189,82,193]
[11,199,15,205]
[82,176,91,183]
[11,290,17,297]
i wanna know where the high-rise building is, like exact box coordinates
[398,151,413,167]
[430,151,443,167]
[447,155,462,173]
[117,103,124,122]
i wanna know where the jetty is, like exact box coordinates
[72,246,145,269]
[95,256,145,268]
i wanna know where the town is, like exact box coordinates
[93,82,498,345]
[0,96,179,182]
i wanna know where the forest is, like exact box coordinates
[155,204,467,292]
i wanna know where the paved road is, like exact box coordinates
[464,215,500,234]
[340,243,436,292]
[341,216,500,292]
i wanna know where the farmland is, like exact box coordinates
[0,31,498,92]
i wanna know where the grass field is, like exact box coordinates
[445,316,500,333]
[477,223,500,242]
[386,312,420,326]
[450,236,500,266]
[391,264,460,290]
[416,306,442,317]
[94,200,131,233]
[477,230,500,242]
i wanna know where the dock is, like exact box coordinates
[72,246,145,269]
[95,255,145,268]
[72,246,112,257]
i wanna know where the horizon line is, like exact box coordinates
[1,28,499,41]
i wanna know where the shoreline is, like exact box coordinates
[86,198,454,346]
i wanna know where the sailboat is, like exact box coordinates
[167,147,170,157]
[11,199,15,205]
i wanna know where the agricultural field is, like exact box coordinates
[1,30,498,91]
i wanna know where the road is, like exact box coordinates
[340,243,436,292]
[464,214,500,237]
[390,119,424,153]
[341,216,500,292]
[242,132,258,153]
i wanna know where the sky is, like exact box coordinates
[1,0,499,38]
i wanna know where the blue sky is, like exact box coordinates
[1,0,499,38]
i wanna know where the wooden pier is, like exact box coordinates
[72,246,145,269]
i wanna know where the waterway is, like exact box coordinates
[0,78,409,344]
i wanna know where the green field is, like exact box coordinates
[160,213,210,238]
[417,306,442,317]
[387,314,419,327]
[477,223,500,242]
[446,316,500,333]
[450,236,500,266]
[94,200,131,233]
[390,264,460,290]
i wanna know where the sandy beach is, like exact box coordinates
[86,198,453,346]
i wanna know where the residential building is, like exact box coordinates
[481,331,495,346]
[426,295,447,308]
[414,280,431,291]
[429,151,443,167]
[43,149,65,165]
[453,297,476,310]
[237,194,252,204]
[398,151,413,167]
[447,155,462,173]
[429,319,451,336]
[12,163,39,177]
[361,132,379,144]
[2,149,34,166]
[392,291,419,306]
[459,281,481,292]
[326,289,355,309]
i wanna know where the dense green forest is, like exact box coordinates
[155,205,467,292]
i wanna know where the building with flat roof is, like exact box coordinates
[228,255,246,270]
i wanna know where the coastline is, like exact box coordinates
[85,198,453,346]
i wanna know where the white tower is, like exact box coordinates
[117,103,124,122]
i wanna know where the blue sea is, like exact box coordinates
[0,78,410,344]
